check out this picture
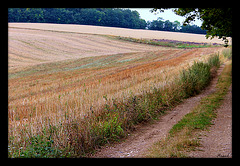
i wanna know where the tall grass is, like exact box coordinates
[208,53,221,68]
[222,47,232,60]
[179,62,211,97]
[8,52,221,157]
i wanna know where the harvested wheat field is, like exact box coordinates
[8,23,229,157]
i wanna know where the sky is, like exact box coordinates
[129,8,203,26]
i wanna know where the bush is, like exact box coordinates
[179,61,211,97]
[11,135,64,158]
[208,53,220,68]
[222,48,232,60]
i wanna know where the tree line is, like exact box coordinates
[8,8,206,34]
[8,8,147,29]
[147,17,206,34]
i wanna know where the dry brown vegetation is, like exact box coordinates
[8,23,227,157]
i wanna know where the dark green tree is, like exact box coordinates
[147,17,164,30]
[163,20,173,31]
[172,20,181,31]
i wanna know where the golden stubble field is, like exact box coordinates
[8,23,228,156]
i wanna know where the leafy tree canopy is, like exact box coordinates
[151,8,232,46]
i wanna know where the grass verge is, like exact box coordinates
[146,60,232,158]
[111,36,222,48]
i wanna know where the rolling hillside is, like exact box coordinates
[8,23,227,158]
[9,25,165,69]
